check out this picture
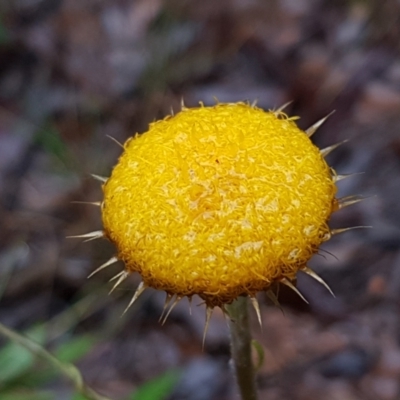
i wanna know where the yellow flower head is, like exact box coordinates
[74,102,359,319]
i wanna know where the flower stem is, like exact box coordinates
[226,296,258,400]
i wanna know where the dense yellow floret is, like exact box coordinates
[101,103,337,306]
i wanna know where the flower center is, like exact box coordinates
[101,103,337,306]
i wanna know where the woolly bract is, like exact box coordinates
[100,103,337,307]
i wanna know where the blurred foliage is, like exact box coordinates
[129,370,181,400]
[0,321,180,400]
[0,326,46,388]
[0,325,96,400]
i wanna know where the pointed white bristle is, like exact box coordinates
[109,270,126,282]
[159,293,173,323]
[161,296,182,325]
[88,256,119,278]
[109,271,129,294]
[280,278,308,304]
[320,140,348,157]
[337,195,365,210]
[67,230,104,242]
[302,267,335,297]
[202,306,213,349]
[250,297,262,328]
[275,100,293,114]
[123,282,146,315]
[188,296,193,316]
[72,201,101,206]
[333,172,364,183]
[106,135,124,149]
[306,110,335,138]
[91,174,108,183]
[331,226,372,235]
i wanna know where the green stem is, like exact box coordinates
[226,296,258,400]
[0,322,112,400]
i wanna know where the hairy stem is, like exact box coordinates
[226,296,258,400]
[0,322,112,400]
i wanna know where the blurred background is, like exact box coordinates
[1,0,400,399]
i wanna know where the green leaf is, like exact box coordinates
[19,335,96,388]
[251,339,265,371]
[0,390,53,400]
[0,326,46,385]
[130,370,180,400]
[55,335,95,363]
[71,393,90,400]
